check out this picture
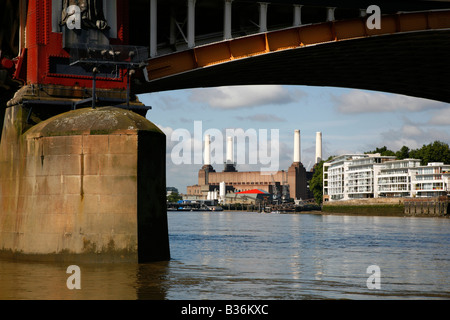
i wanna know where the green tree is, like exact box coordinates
[395,146,410,160]
[416,141,450,165]
[365,146,395,156]
[167,192,182,203]
[309,160,324,205]
[366,141,450,164]
[408,147,423,163]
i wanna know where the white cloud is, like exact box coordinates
[429,108,450,126]
[235,113,286,122]
[333,90,448,114]
[189,85,303,109]
[378,125,450,151]
[401,124,422,137]
[142,92,185,111]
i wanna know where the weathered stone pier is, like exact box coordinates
[0,103,170,263]
[0,0,172,263]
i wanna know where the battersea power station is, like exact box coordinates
[187,130,323,203]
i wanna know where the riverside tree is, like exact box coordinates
[309,160,325,205]
[365,141,450,165]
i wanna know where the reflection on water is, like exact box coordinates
[1,212,449,300]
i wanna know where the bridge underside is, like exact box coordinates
[136,29,450,103]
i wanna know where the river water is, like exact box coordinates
[0,211,449,300]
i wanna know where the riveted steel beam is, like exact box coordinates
[145,10,450,83]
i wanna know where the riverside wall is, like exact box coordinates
[0,105,170,262]
[323,197,448,217]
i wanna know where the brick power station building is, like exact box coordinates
[187,130,323,203]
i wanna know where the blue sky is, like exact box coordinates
[138,85,450,193]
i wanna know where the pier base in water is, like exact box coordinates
[0,105,170,263]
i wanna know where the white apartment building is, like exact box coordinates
[323,154,364,201]
[412,162,450,197]
[347,154,396,199]
[374,159,421,198]
[323,155,449,202]
[323,153,394,201]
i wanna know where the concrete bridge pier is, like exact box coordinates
[0,103,170,263]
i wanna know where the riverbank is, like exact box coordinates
[322,197,449,217]
[173,197,449,217]
[322,204,404,216]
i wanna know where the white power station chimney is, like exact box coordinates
[204,134,211,165]
[226,136,233,164]
[294,129,301,163]
[315,132,322,164]
[219,181,226,204]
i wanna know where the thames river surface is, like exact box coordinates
[0,211,449,300]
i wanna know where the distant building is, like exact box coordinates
[375,158,421,198]
[323,154,358,201]
[323,153,395,201]
[166,187,179,196]
[186,130,322,203]
[323,155,450,201]
[347,154,396,199]
[412,162,450,197]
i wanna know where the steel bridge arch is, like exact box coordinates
[137,10,450,103]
